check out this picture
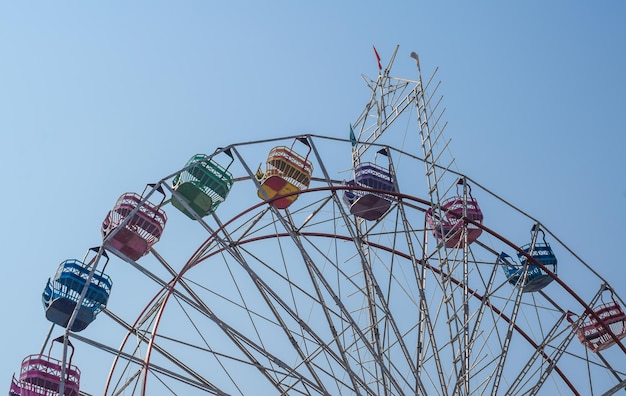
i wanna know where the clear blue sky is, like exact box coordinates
[1,1,625,394]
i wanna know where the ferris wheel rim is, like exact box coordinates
[92,183,619,395]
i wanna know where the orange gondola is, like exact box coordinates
[256,138,313,209]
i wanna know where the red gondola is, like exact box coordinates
[102,184,167,261]
[570,290,626,352]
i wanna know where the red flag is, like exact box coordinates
[373,46,382,70]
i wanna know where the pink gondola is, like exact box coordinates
[9,337,80,396]
[426,179,483,248]
[102,184,167,261]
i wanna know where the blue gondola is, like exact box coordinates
[500,224,557,292]
[42,248,112,332]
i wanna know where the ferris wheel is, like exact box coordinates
[8,46,626,396]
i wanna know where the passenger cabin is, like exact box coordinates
[426,179,483,248]
[256,138,313,209]
[343,159,396,221]
[9,337,80,396]
[501,225,557,292]
[172,151,234,219]
[573,293,626,352]
[42,250,112,332]
[102,184,167,261]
